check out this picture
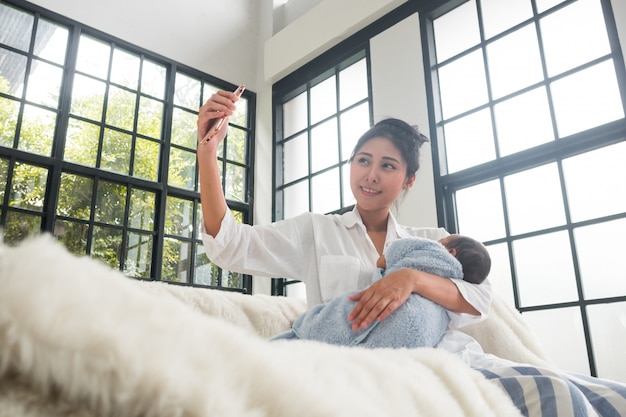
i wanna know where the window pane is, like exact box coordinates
[34,19,68,65]
[141,59,166,99]
[129,188,155,231]
[484,243,515,306]
[563,142,626,222]
[230,96,248,128]
[513,231,578,306]
[311,169,340,214]
[0,158,8,201]
[433,0,480,62]
[523,307,589,375]
[494,87,554,156]
[342,163,353,207]
[442,108,495,173]
[70,74,106,121]
[26,59,63,108]
[94,181,127,226]
[91,225,122,269]
[541,0,611,77]
[225,163,246,202]
[486,24,543,99]
[174,72,201,110]
[551,61,624,138]
[3,210,41,245]
[57,172,93,220]
[504,163,566,235]
[283,91,308,138]
[223,270,243,289]
[134,137,160,182]
[168,147,196,190]
[162,237,191,283]
[101,128,131,175]
[574,219,626,300]
[339,58,368,110]
[0,97,19,147]
[171,107,197,148]
[226,128,247,164]
[76,35,110,79]
[18,104,55,156]
[9,163,48,211]
[54,219,88,255]
[124,232,152,278]
[438,50,488,119]
[0,4,33,51]
[0,49,27,97]
[310,76,336,125]
[480,0,533,39]
[536,0,566,13]
[456,179,506,242]
[65,118,99,166]
[587,302,626,381]
[164,196,193,237]
[106,85,136,131]
[194,243,218,286]
[311,117,338,173]
[339,102,370,161]
[137,96,163,139]
[284,180,309,219]
[110,48,139,89]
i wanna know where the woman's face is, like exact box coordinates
[350,137,415,213]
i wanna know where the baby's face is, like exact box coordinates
[438,235,460,255]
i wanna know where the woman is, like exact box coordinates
[196,90,626,417]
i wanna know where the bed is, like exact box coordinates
[0,234,557,417]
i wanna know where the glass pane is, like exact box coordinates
[536,0,566,13]
[311,117,338,172]
[101,128,131,175]
[171,107,197,148]
[223,270,243,289]
[339,58,368,110]
[442,108,495,173]
[162,237,191,283]
[18,104,55,156]
[283,132,308,183]
[522,307,589,375]
[54,219,88,255]
[34,19,68,65]
[0,49,26,97]
[3,210,41,245]
[70,74,106,122]
[0,4,33,51]
[311,169,340,214]
[226,127,247,164]
[64,118,99,166]
[225,163,246,202]
[57,172,93,220]
[438,50,488,119]
[484,243,515,306]
[551,61,624,138]
[284,180,309,219]
[0,97,19,147]
[504,163,566,235]
[110,48,139,89]
[137,96,163,139]
[91,225,123,270]
[283,91,308,138]
[310,75,336,125]
[141,59,166,99]
[563,142,626,222]
[133,137,160,181]
[129,188,155,231]
[486,25,543,99]
[340,102,370,161]
[174,72,201,110]
[106,85,136,131]
[194,243,218,286]
[164,196,193,237]
[26,59,62,108]
[342,163,353,207]
[481,0,533,39]
[455,179,506,242]
[587,302,626,382]
[541,0,611,77]
[168,147,196,190]
[94,180,127,226]
[433,0,480,62]
[9,163,48,211]
[230,96,248,128]
[574,219,626,299]
[494,87,554,156]
[513,231,577,306]
[76,35,110,79]
[0,158,8,202]
[124,232,152,278]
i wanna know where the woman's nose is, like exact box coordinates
[365,167,379,183]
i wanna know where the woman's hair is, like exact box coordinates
[348,118,429,179]
[445,235,492,284]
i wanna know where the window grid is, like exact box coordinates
[0,0,254,293]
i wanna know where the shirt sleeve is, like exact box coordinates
[448,278,493,328]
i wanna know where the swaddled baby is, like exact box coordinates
[271,235,491,348]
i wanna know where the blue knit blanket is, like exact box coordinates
[271,237,464,348]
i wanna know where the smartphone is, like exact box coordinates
[201,85,246,144]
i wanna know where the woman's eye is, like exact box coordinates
[383,163,396,170]
[358,157,370,165]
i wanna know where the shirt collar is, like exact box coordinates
[340,206,412,239]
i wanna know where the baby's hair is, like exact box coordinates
[445,235,491,284]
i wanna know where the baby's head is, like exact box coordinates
[438,234,491,284]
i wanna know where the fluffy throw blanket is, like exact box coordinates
[272,237,460,348]
[0,234,537,417]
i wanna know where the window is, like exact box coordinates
[424,0,626,380]
[0,1,255,292]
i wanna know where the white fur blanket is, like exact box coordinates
[0,235,545,417]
